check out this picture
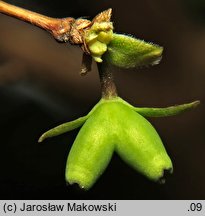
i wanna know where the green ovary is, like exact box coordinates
[65,98,173,189]
[39,97,199,190]
[39,96,198,189]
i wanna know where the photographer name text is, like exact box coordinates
[3,202,117,213]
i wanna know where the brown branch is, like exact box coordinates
[0,0,75,42]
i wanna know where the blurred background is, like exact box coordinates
[0,0,204,199]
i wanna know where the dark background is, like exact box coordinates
[0,0,204,199]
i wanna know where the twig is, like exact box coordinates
[0,0,75,42]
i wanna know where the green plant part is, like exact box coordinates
[104,34,163,68]
[84,13,114,62]
[84,9,162,68]
[39,96,199,190]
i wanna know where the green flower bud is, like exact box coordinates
[97,31,113,44]
[65,98,173,189]
[89,41,107,57]
[39,97,199,189]
[85,21,113,63]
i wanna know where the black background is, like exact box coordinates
[0,0,204,199]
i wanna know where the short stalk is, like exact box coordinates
[97,63,118,99]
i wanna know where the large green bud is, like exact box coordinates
[65,98,172,189]
[39,97,199,189]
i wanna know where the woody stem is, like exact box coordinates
[0,0,74,42]
[97,63,118,99]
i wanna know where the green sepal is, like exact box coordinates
[38,116,89,143]
[38,100,103,142]
[39,96,199,189]
[132,100,200,117]
[104,33,163,68]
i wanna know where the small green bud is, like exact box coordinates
[104,33,163,68]
[88,41,107,56]
[85,32,98,43]
[97,31,113,44]
[85,21,113,63]
[92,55,103,63]
[91,22,113,32]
